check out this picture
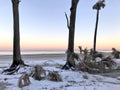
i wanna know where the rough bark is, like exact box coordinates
[11,0,24,68]
[62,0,79,69]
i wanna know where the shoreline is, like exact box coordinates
[0,51,112,62]
[0,53,66,64]
[0,53,66,57]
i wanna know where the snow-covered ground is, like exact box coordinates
[0,54,120,90]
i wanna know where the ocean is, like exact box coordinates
[0,50,112,64]
[0,50,67,64]
[0,50,112,55]
[0,50,66,55]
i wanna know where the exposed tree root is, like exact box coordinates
[2,63,29,75]
[3,66,20,75]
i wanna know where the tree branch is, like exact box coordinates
[65,12,70,30]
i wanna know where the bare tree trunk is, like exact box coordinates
[93,9,99,53]
[11,0,24,68]
[62,0,79,69]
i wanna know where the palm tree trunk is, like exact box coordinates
[93,9,99,53]
[68,0,79,53]
[62,0,79,69]
[11,0,24,68]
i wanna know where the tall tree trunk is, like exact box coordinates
[11,0,24,68]
[68,0,79,53]
[93,9,99,53]
[62,0,79,69]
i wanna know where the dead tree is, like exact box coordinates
[11,0,25,67]
[3,0,28,74]
[62,0,79,69]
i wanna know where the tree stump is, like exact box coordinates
[48,71,62,82]
[18,73,31,88]
[32,65,46,80]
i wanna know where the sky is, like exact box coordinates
[0,0,120,51]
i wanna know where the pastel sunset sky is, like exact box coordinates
[0,0,120,51]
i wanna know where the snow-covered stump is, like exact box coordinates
[18,73,31,88]
[32,65,46,80]
[47,71,62,82]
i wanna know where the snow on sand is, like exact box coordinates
[0,54,120,90]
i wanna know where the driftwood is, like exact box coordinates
[112,48,120,59]
[18,73,31,88]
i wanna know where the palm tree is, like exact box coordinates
[93,0,105,53]
[11,0,24,68]
[3,0,25,74]
[62,0,79,69]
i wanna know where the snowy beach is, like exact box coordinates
[0,53,120,90]
[1,0,120,89]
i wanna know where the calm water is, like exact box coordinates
[0,50,112,55]
[0,50,67,64]
[0,50,112,64]
[0,50,66,55]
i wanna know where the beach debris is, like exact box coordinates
[69,53,79,68]
[93,52,103,59]
[78,46,83,54]
[112,48,120,59]
[75,46,118,73]
[102,57,116,72]
[18,73,31,88]
[47,71,62,82]
[32,65,46,80]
